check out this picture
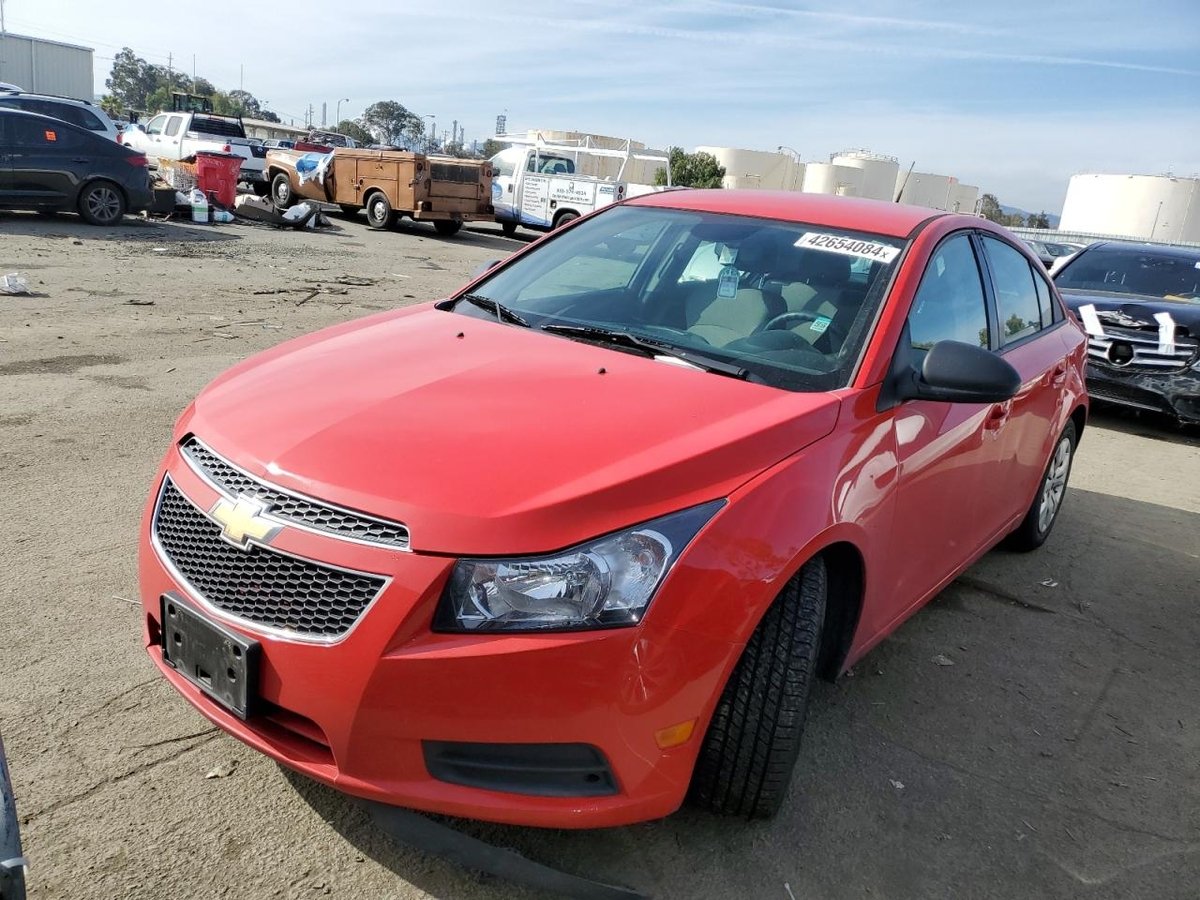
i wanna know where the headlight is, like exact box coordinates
[433,501,724,632]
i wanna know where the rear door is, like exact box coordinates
[976,234,1070,523]
[7,114,83,206]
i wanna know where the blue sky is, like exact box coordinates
[7,0,1199,213]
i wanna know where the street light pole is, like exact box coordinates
[335,98,349,125]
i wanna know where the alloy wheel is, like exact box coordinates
[1037,435,1072,534]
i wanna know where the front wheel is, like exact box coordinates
[500,221,518,238]
[77,181,126,226]
[433,219,462,237]
[366,192,396,229]
[689,556,827,818]
[271,173,294,210]
[1005,420,1077,551]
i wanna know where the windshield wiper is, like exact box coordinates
[456,293,531,327]
[541,323,749,379]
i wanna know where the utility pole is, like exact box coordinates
[167,53,173,88]
[451,120,457,149]
[321,101,327,127]
[240,63,244,92]
[192,54,196,94]
[1,0,6,34]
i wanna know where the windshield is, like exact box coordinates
[1056,246,1200,302]
[457,205,905,391]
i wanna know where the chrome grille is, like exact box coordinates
[153,478,386,639]
[180,437,410,549]
[1086,325,1198,373]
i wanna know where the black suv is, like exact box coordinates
[0,109,153,225]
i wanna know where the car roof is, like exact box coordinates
[1083,240,1200,261]
[626,189,944,238]
[0,90,96,108]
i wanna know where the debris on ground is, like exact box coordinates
[1,273,31,295]
[889,779,905,790]
[204,760,238,779]
[1039,579,1059,587]
[932,654,955,667]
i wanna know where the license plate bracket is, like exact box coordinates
[160,592,259,719]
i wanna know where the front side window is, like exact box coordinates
[455,205,906,391]
[144,115,167,136]
[908,233,989,351]
[983,236,1042,345]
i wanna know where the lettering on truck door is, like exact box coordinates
[547,179,597,222]
[519,174,552,227]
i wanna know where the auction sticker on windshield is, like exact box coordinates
[795,232,900,263]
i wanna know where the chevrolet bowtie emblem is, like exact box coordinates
[210,494,282,548]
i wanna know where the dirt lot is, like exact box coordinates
[1,211,1197,900]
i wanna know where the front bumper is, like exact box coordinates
[1085,362,1200,424]
[138,449,736,828]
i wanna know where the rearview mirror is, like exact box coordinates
[905,340,1021,404]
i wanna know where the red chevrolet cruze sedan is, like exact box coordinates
[139,191,1087,828]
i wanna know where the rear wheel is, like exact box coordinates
[77,181,125,226]
[271,173,294,210]
[250,181,270,197]
[553,210,579,229]
[1005,421,1077,551]
[366,192,396,229]
[501,221,518,238]
[433,219,462,237]
[689,556,827,818]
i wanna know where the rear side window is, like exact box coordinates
[909,233,990,351]
[165,117,182,137]
[8,116,84,149]
[1031,267,1057,325]
[982,236,1043,346]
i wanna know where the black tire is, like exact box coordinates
[366,192,396,229]
[433,219,462,237]
[77,180,126,226]
[250,181,270,197]
[689,557,827,818]
[553,210,579,229]
[271,172,294,211]
[501,221,518,238]
[1004,420,1077,551]
[338,204,360,219]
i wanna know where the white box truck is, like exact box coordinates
[489,135,672,236]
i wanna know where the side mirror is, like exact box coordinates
[903,340,1021,404]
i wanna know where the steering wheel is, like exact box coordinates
[763,311,822,331]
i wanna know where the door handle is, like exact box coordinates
[984,401,1011,431]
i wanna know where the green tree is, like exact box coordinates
[1027,211,1051,229]
[480,138,505,159]
[104,47,158,112]
[359,101,424,148]
[335,119,374,144]
[653,147,725,188]
[979,192,1003,223]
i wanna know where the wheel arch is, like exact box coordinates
[77,175,128,205]
[1069,403,1087,447]
[813,541,865,681]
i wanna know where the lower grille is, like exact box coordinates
[153,477,386,639]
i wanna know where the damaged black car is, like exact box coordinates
[1054,241,1200,424]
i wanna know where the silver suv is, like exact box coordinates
[0,91,119,142]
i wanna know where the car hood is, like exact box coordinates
[1059,290,1200,333]
[185,306,841,554]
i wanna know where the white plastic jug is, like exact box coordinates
[190,190,209,224]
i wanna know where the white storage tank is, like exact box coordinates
[830,150,900,202]
[1060,174,1200,244]
[801,163,864,197]
[896,172,955,210]
[695,146,803,191]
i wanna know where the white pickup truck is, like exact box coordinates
[121,111,268,193]
[489,136,672,236]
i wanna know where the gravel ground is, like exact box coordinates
[1,210,1197,900]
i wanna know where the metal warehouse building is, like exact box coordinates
[1059,173,1200,244]
[0,32,94,101]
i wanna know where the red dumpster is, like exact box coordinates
[195,152,241,208]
